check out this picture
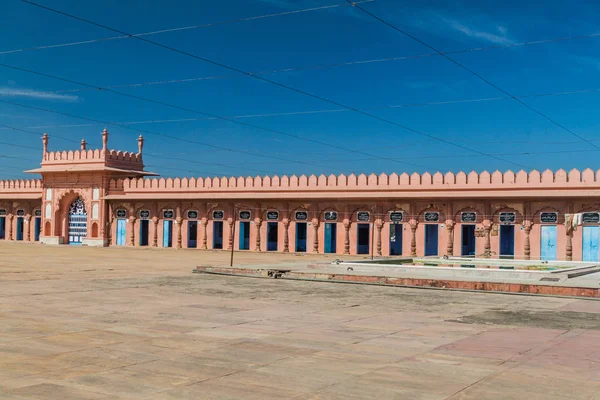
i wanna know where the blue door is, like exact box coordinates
[267,222,278,251]
[425,224,438,256]
[34,217,41,241]
[540,225,557,261]
[239,222,250,250]
[213,221,223,249]
[324,223,336,253]
[500,225,515,258]
[163,220,173,248]
[116,219,126,246]
[461,225,476,256]
[582,226,599,262]
[16,218,23,241]
[296,223,307,252]
[188,221,198,248]
[357,224,370,255]
[390,224,403,255]
[0,217,5,239]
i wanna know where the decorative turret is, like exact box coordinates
[42,133,48,158]
[137,134,144,155]
[80,139,87,151]
[101,128,108,152]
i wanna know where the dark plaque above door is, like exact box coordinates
[582,212,600,223]
[140,210,150,219]
[267,211,279,220]
[212,210,224,220]
[187,210,198,219]
[163,210,174,219]
[389,212,403,223]
[295,211,308,221]
[116,209,127,218]
[34,209,41,217]
[324,211,337,221]
[0,210,6,216]
[239,210,251,220]
[16,210,25,217]
[424,212,440,222]
[499,212,516,224]
[461,212,477,223]
[357,211,370,222]
[540,212,558,223]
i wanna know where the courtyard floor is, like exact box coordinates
[0,242,599,399]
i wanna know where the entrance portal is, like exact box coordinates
[68,198,87,245]
[239,221,250,250]
[461,225,476,256]
[540,225,557,261]
[296,222,307,252]
[213,221,223,249]
[188,221,198,248]
[16,217,24,241]
[425,224,438,256]
[139,219,149,246]
[267,222,278,251]
[324,223,336,253]
[357,223,370,254]
[582,226,599,262]
[499,225,515,258]
[390,224,402,255]
[116,219,126,246]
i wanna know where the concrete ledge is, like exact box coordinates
[81,238,108,247]
[194,266,600,299]
[41,236,64,245]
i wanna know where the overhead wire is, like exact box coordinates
[346,0,600,151]
[17,0,531,169]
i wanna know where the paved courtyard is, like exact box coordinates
[0,243,599,399]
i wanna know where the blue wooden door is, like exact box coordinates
[582,226,599,262]
[425,224,438,256]
[239,222,250,250]
[139,220,149,246]
[188,221,198,248]
[116,219,126,246]
[267,222,278,251]
[540,225,557,261]
[34,218,41,241]
[324,223,336,253]
[500,225,515,257]
[296,223,307,252]
[357,224,370,254]
[0,217,5,239]
[390,224,403,255]
[16,218,23,241]
[163,220,172,247]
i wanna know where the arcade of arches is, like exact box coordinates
[3,130,600,262]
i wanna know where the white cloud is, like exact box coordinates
[0,87,78,102]
[443,18,513,45]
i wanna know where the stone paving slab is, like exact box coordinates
[0,243,599,399]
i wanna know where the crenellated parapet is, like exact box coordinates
[105,168,600,200]
[0,179,43,190]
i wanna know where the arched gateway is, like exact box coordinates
[68,198,87,244]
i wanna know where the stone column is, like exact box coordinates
[255,218,262,251]
[376,220,384,256]
[445,221,455,256]
[129,217,136,246]
[151,217,158,247]
[175,217,183,249]
[201,218,208,249]
[410,220,418,256]
[227,218,234,250]
[343,219,351,254]
[7,214,13,241]
[566,232,573,261]
[25,215,31,241]
[483,221,492,258]
[312,218,319,253]
[282,218,290,253]
[524,222,532,260]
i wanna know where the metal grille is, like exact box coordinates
[68,198,87,244]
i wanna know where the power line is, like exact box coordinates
[0,62,434,170]
[347,0,600,151]
[3,0,376,56]
[18,0,530,170]
[0,122,79,144]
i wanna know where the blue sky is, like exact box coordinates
[1,0,600,179]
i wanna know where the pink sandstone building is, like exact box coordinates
[3,130,600,262]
